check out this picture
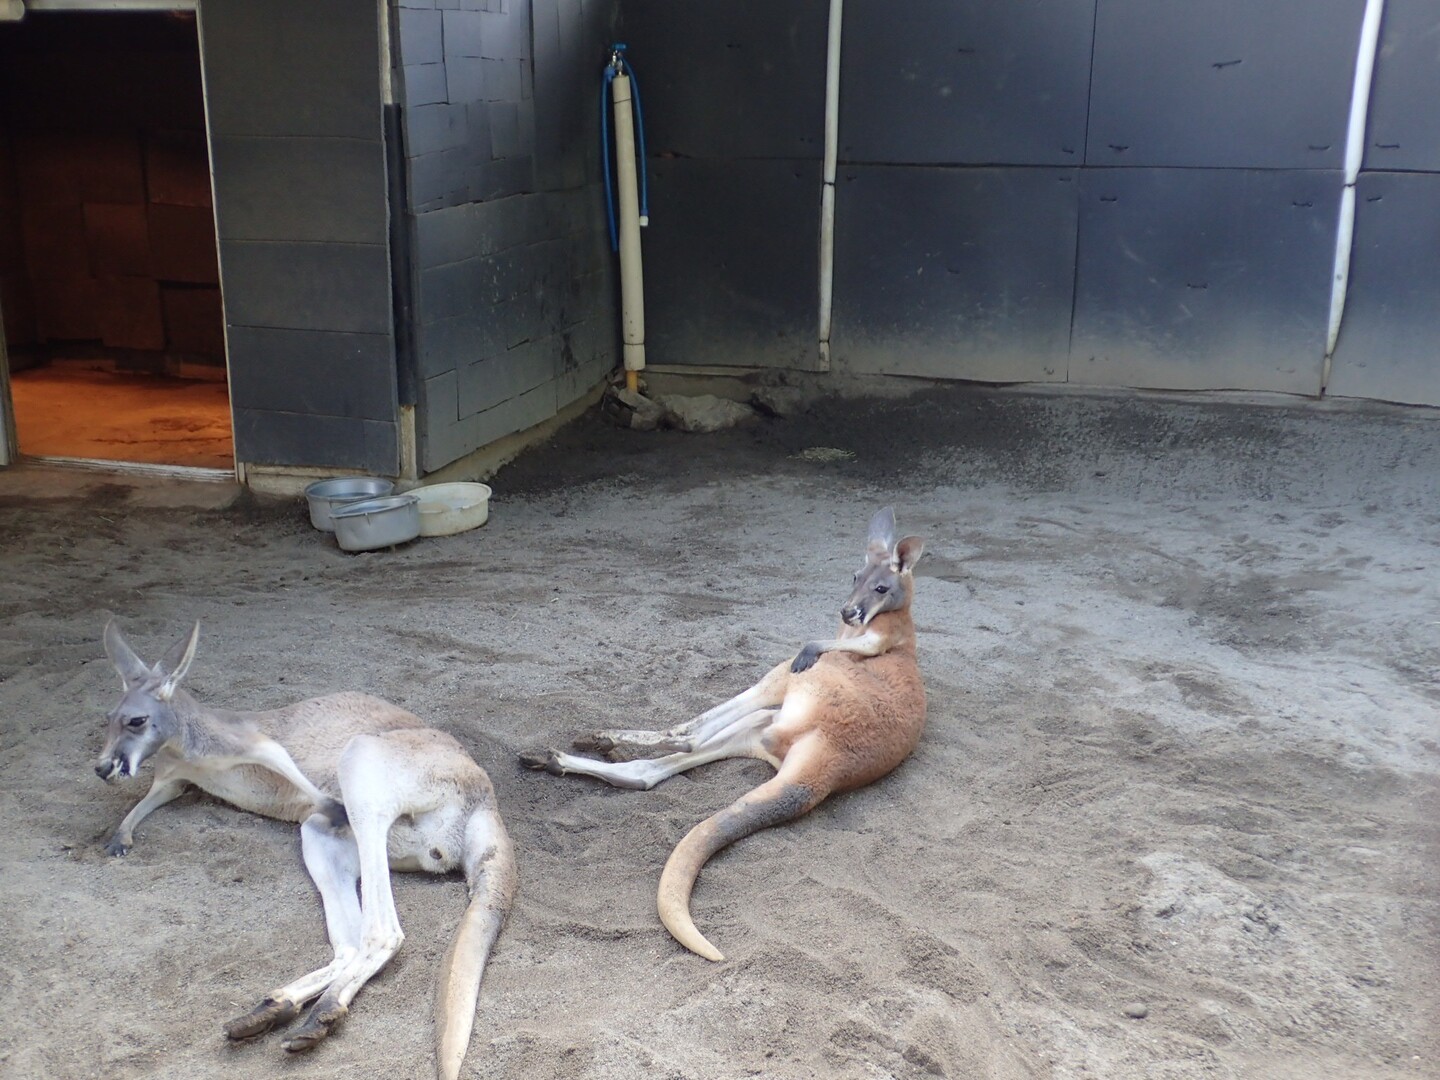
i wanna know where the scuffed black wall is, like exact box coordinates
[617,0,1440,405]
[616,3,826,369]
[394,0,619,475]
[203,0,400,473]
[1328,0,1440,405]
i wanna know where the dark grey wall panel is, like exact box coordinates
[831,167,1078,382]
[226,327,397,420]
[1364,0,1440,172]
[210,137,388,245]
[1072,168,1338,394]
[203,0,398,473]
[201,0,382,140]
[617,2,826,159]
[644,158,818,369]
[841,1,1096,166]
[1328,172,1440,405]
[231,408,398,474]
[218,241,392,335]
[1087,0,1364,169]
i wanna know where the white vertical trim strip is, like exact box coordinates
[1322,0,1386,391]
[816,0,843,371]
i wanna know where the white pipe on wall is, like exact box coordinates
[612,71,646,388]
[1322,0,1386,392]
[816,0,844,371]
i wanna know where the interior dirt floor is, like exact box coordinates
[0,383,1435,1080]
[8,360,233,469]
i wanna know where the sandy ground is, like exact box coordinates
[9,361,233,469]
[0,383,1436,1080]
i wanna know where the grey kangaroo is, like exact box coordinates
[523,507,926,962]
[94,620,516,1080]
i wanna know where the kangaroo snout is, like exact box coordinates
[841,604,865,626]
[95,756,125,782]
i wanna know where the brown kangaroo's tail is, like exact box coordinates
[657,774,825,962]
[434,808,517,1080]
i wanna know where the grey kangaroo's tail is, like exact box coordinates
[434,809,517,1080]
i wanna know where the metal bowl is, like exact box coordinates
[304,477,395,532]
[330,494,421,552]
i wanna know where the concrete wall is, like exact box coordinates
[203,0,400,474]
[394,0,618,475]
[619,0,1440,406]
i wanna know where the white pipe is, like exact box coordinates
[816,0,843,371]
[1322,0,1386,391]
[611,71,646,383]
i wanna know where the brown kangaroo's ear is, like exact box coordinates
[868,506,897,552]
[104,620,151,689]
[893,536,925,573]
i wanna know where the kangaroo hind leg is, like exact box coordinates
[225,804,362,1042]
[578,660,793,757]
[281,735,415,1052]
[526,708,780,791]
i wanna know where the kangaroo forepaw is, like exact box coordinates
[224,996,300,1040]
[791,643,822,673]
[281,999,347,1053]
[518,749,563,776]
[103,837,132,857]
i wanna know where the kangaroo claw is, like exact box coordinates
[281,999,347,1052]
[518,749,563,775]
[225,996,300,1040]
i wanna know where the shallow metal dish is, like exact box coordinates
[304,477,395,532]
[330,494,421,552]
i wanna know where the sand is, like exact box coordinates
[0,383,1435,1080]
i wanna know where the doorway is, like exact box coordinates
[0,7,232,474]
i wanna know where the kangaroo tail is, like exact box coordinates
[657,773,824,962]
[434,806,517,1080]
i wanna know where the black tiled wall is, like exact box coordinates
[202,0,399,473]
[616,0,1440,404]
[615,1,824,370]
[395,0,618,474]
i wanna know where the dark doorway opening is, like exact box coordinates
[0,10,232,471]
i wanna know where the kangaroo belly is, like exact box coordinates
[779,652,926,790]
[188,763,316,824]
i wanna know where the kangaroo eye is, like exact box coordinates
[124,716,148,729]
[874,584,889,595]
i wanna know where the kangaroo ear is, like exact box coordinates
[893,536,925,573]
[868,506,897,552]
[104,620,152,689]
[153,622,200,701]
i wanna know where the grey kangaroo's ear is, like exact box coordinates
[153,622,200,701]
[104,620,151,689]
[893,536,925,573]
[868,506,897,552]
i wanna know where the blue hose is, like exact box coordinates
[601,44,649,253]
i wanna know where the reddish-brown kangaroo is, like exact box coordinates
[522,507,926,961]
